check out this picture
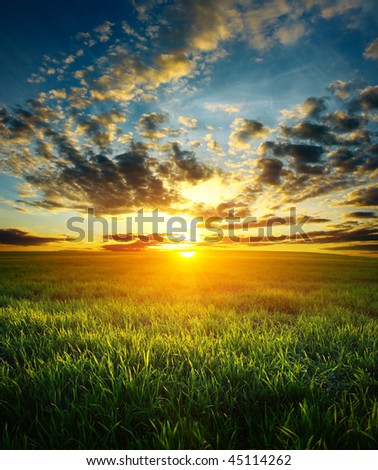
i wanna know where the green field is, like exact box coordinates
[0,250,377,449]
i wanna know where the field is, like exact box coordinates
[0,250,377,450]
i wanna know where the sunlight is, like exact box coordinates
[178,251,196,258]
[181,176,242,206]
[161,243,194,251]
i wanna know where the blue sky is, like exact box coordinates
[0,0,377,252]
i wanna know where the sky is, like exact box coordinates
[0,0,377,253]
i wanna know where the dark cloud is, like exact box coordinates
[230,118,270,150]
[305,216,331,223]
[136,112,167,139]
[293,162,324,175]
[345,211,377,219]
[328,145,378,174]
[214,200,251,218]
[305,226,378,244]
[219,214,330,230]
[256,158,284,185]
[328,148,363,172]
[169,142,215,182]
[104,233,165,243]
[196,225,378,251]
[327,244,378,252]
[301,97,328,120]
[288,144,324,164]
[260,141,324,174]
[1,102,218,215]
[282,173,352,204]
[355,144,378,172]
[76,110,125,152]
[325,111,362,133]
[24,142,179,214]
[102,240,159,251]
[280,122,337,145]
[351,85,378,111]
[260,141,323,162]
[281,97,328,121]
[342,185,378,206]
[0,229,63,246]
[235,119,269,138]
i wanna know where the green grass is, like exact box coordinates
[0,250,377,449]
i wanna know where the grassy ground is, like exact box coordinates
[0,250,377,449]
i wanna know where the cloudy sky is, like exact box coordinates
[0,0,377,253]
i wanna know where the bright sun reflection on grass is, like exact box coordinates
[179,251,196,258]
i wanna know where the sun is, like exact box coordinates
[179,251,196,258]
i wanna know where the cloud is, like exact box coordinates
[280,122,337,145]
[342,185,378,206]
[205,103,240,113]
[169,143,216,182]
[102,242,155,252]
[90,49,195,103]
[306,216,331,223]
[344,211,377,219]
[217,213,330,230]
[48,89,67,100]
[229,118,271,151]
[214,200,251,218]
[240,0,362,51]
[351,86,378,111]
[133,0,364,56]
[324,111,362,132]
[76,21,114,47]
[27,73,46,84]
[178,116,199,129]
[156,0,243,53]
[0,87,221,214]
[364,38,378,62]
[204,134,224,155]
[20,142,181,214]
[277,171,352,205]
[305,226,378,244]
[243,0,291,50]
[345,129,371,145]
[326,79,364,99]
[102,236,162,251]
[357,144,378,174]
[76,31,96,47]
[93,21,115,43]
[327,244,378,252]
[275,22,306,45]
[121,21,147,43]
[320,0,363,19]
[76,110,126,151]
[136,113,167,139]
[259,141,324,174]
[256,158,284,185]
[0,228,64,246]
[284,144,325,174]
[281,97,328,121]
[327,148,363,173]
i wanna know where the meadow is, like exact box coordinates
[0,250,377,450]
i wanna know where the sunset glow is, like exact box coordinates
[178,251,196,259]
